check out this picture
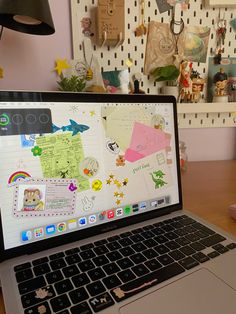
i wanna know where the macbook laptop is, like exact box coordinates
[0,91,235,314]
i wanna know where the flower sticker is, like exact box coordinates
[31,146,42,156]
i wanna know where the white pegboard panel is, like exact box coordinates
[177,102,236,128]
[70,0,236,97]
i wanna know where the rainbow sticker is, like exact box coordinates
[8,171,31,186]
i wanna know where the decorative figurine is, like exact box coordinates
[178,60,193,102]
[213,68,228,97]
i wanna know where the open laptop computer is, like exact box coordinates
[0,91,235,314]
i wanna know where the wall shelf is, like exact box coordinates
[177,102,236,128]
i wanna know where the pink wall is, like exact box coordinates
[0,0,72,91]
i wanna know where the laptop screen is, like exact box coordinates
[0,92,181,254]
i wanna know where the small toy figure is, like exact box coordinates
[81,17,94,37]
[213,68,228,97]
[178,60,193,102]
[191,77,205,103]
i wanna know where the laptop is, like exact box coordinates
[0,91,235,314]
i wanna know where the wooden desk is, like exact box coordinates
[181,160,236,237]
[0,160,235,313]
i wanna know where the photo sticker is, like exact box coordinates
[13,178,77,218]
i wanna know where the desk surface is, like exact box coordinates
[0,160,235,314]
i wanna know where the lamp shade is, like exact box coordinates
[0,0,55,35]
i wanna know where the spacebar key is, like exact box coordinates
[110,262,184,302]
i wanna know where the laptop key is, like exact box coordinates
[93,255,110,267]
[213,245,229,254]
[190,241,205,251]
[16,268,34,283]
[130,234,144,243]
[86,280,106,297]
[107,251,123,262]
[131,242,147,252]
[118,269,136,283]
[179,257,199,269]
[50,294,71,312]
[70,301,92,314]
[78,260,95,272]
[54,279,74,294]
[80,249,96,260]
[117,257,134,270]
[65,247,79,256]
[62,264,80,278]
[18,276,46,295]
[107,235,121,242]
[93,245,109,255]
[49,252,65,260]
[103,262,120,275]
[145,259,162,271]
[169,250,185,261]
[69,287,89,304]
[111,262,184,302]
[179,245,196,256]
[33,263,51,276]
[58,310,69,314]
[80,243,94,251]
[118,237,133,247]
[143,238,157,248]
[119,246,135,257]
[89,292,114,312]
[94,239,108,246]
[207,251,220,259]
[50,258,66,270]
[130,253,146,265]
[14,262,31,272]
[106,241,122,251]
[226,243,236,250]
[154,244,169,255]
[88,268,106,281]
[200,234,226,247]
[21,285,55,308]
[46,270,63,284]
[32,257,49,266]
[142,248,158,259]
[192,252,210,263]
[72,273,90,288]
[65,253,81,265]
[132,264,150,277]
[24,301,51,314]
[103,274,122,289]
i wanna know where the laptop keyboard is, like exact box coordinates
[14,215,236,314]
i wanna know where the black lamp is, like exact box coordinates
[0,0,55,35]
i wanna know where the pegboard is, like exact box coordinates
[70,0,236,96]
[177,102,236,128]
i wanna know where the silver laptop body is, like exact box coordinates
[0,91,235,314]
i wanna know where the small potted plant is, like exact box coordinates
[151,65,180,99]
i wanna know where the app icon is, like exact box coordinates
[57,222,66,232]
[78,217,87,227]
[89,214,96,224]
[0,113,10,126]
[99,211,106,221]
[151,200,158,207]
[139,201,147,210]
[107,210,115,219]
[124,205,131,215]
[116,208,123,217]
[68,219,77,230]
[34,227,44,238]
[46,225,56,235]
[21,230,32,242]
[132,204,139,212]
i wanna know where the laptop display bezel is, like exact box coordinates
[0,91,182,262]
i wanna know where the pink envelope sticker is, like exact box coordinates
[124,148,145,162]
[126,122,171,162]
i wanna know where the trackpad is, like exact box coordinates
[120,269,236,314]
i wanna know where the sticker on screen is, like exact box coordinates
[13,178,77,218]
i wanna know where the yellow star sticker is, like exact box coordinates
[233,112,236,116]
[119,192,124,198]
[116,199,121,205]
[0,67,3,79]
[90,111,95,117]
[109,174,114,179]
[114,192,119,197]
[54,59,71,76]
[106,179,112,185]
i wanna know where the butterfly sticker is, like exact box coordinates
[68,183,77,192]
